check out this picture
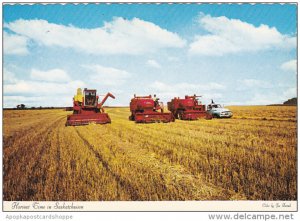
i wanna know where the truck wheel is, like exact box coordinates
[213,113,220,118]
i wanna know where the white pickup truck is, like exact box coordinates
[207,103,233,118]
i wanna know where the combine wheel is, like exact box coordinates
[129,115,135,121]
[206,113,213,120]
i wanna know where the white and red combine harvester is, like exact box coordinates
[66,88,115,126]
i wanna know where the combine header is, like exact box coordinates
[129,94,174,123]
[167,95,212,120]
[66,88,115,126]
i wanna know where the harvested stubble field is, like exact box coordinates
[3,106,297,201]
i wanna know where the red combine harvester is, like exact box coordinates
[66,88,115,126]
[167,95,212,120]
[129,94,174,123]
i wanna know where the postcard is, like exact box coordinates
[2,1,298,220]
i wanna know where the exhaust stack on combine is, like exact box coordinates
[129,94,174,123]
[167,95,212,120]
[66,88,115,126]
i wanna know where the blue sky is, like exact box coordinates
[3,3,297,107]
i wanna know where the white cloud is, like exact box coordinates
[83,64,131,86]
[151,81,225,92]
[167,56,179,62]
[30,68,71,82]
[3,31,29,55]
[3,68,18,83]
[283,87,297,98]
[149,81,225,103]
[5,18,186,55]
[146,59,161,69]
[245,94,277,105]
[280,59,297,73]
[3,68,84,107]
[4,80,85,97]
[3,95,73,108]
[189,14,296,56]
[238,79,273,90]
[244,88,296,105]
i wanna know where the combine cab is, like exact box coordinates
[167,95,212,120]
[66,88,115,126]
[129,94,174,123]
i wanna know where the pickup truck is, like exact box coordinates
[207,103,233,118]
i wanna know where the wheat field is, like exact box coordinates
[3,106,297,201]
